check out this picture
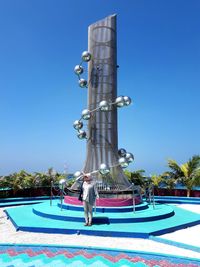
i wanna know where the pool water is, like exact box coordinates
[0,244,199,267]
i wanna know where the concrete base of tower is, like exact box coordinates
[64,195,143,207]
[67,185,143,204]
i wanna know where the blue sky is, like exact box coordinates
[0,0,199,176]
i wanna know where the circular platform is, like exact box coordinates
[32,202,175,224]
[5,199,200,238]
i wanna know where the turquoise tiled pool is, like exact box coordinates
[0,244,199,267]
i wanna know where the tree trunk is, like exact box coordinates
[187,189,191,197]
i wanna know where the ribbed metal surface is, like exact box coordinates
[73,15,131,191]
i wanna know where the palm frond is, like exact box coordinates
[151,174,163,187]
[187,155,200,176]
[180,163,189,178]
[167,159,183,176]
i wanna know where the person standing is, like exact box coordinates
[80,175,99,226]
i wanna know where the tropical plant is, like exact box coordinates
[150,174,163,188]
[0,175,11,189]
[67,178,76,187]
[34,168,58,187]
[160,171,180,195]
[5,170,33,193]
[148,174,162,194]
[0,168,70,198]
[166,155,200,197]
[124,169,146,188]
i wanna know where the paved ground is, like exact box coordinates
[0,204,199,259]
[160,204,200,247]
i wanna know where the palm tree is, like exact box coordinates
[6,170,32,194]
[150,174,163,187]
[161,172,178,195]
[0,175,11,189]
[166,155,200,197]
[124,169,146,187]
[150,174,163,195]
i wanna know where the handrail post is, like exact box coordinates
[152,184,155,209]
[50,180,53,206]
[148,184,151,205]
[60,184,64,211]
[132,183,135,213]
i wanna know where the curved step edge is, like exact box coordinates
[57,203,149,213]
[32,207,175,223]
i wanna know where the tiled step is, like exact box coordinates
[32,202,175,223]
[57,202,149,213]
[5,200,200,238]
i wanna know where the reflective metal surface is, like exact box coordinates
[79,78,87,88]
[99,163,110,175]
[71,15,131,191]
[74,171,82,179]
[99,100,109,111]
[118,157,129,168]
[73,120,83,130]
[118,148,127,157]
[123,96,132,106]
[115,96,125,107]
[81,109,91,120]
[74,65,84,75]
[81,51,92,62]
[125,152,134,163]
[77,130,87,139]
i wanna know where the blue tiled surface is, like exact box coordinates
[0,244,199,267]
[1,197,200,266]
[5,200,200,238]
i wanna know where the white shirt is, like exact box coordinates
[82,181,98,204]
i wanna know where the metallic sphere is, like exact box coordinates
[99,100,109,111]
[123,96,132,106]
[115,96,125,107]
[59,178,66,189]
[77,130,87,139]
[73,120,83,130]
[118,148,127,157]
[125,152,134,163]
[118,157,129,168]
[59,178,66,185]
[79,78,87,88]
[82,109,91,120]
[99,163,110,175]
[82,51,92,62]
[74,65,84,75]
[74,171,82,179]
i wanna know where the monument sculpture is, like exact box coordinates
[71,14,134,193]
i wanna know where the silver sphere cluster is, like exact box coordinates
[73,51,134,180]
[73,120,87,140]
[74,51,92,88]
[73,149,134,179]
[115,96,132,107]
[118,148,134,168]
[73,95,132,141]
[73,52,132,141]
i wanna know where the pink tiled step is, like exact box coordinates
[64,196,142,207]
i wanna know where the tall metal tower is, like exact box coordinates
[72,15,133,191]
